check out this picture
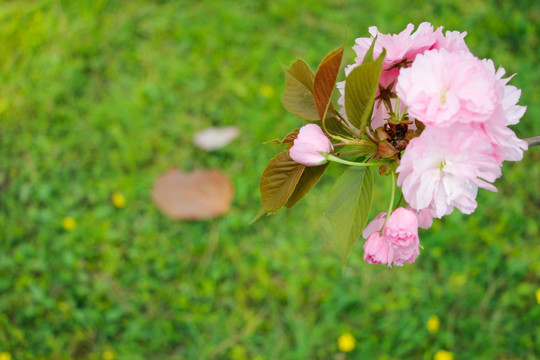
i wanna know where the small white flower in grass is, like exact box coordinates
[193,126,240,151]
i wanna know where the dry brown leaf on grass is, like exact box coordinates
[152,169,234,220]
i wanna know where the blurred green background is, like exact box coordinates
[1,0,539,359]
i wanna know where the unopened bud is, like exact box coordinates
[378,141,397,158]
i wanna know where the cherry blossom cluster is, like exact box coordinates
[289,23,527,267]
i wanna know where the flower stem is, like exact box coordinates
[365,128,378,145]
[385,172,396,224]
[334,112,357,136]
[337,149,366,156]
[325,154,383,167]
[395,192,404,209]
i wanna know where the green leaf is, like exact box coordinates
[313,43,344,120]
[326,167,373,265]
[344,49,386,135]
[322,116,353,138]
[285,163,328,208]
[286,58,315,92]
[254,152,305,221]
[281,60,320,121]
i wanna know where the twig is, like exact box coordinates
[525,136,540,147]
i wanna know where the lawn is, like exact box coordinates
[1,0,539,359]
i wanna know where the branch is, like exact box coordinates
[525,136,540,148]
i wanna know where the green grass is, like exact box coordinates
[1,0,539,359]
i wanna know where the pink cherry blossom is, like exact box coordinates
[336,23,440,129]
[362,209,421,267]
[336,80,349,126]
[353,23,440,85]
[289,124,333,166]
[396,49,499,127]
[480,61,528,161]
[397,125,502,218]
[485,116,528,162]
[362,212,387,239]
[492,65,527,126]
[362,212,390,265]
[384,208,419,248]
[363,231,393,266]
[416,209,435,229]
[384,208,421,266]
[434,30,469,52]
[337,23,472,132]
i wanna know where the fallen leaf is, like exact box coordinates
[152,169,234,220]
[193,126,240,151]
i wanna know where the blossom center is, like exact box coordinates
[439,160,446,172]
[439,87,449,104]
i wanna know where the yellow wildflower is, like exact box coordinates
[434,349,454,360]
[62,217,76,230]
[112,192,126,208]
[337,332,355,353]
[427,315,440,334]
[0,353,11,360]
[259,84,275,99]
[103,351,115,360]
[536,288,540,305]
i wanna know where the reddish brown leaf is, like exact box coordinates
[313,44,345,120]
[285,163,328,208]
[265,129,299,146]
[281,60,320,121]
[254,152,305,221]
[281,129,300,144]
[152,169,234,220]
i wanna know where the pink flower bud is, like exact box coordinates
[289,124,333,166]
